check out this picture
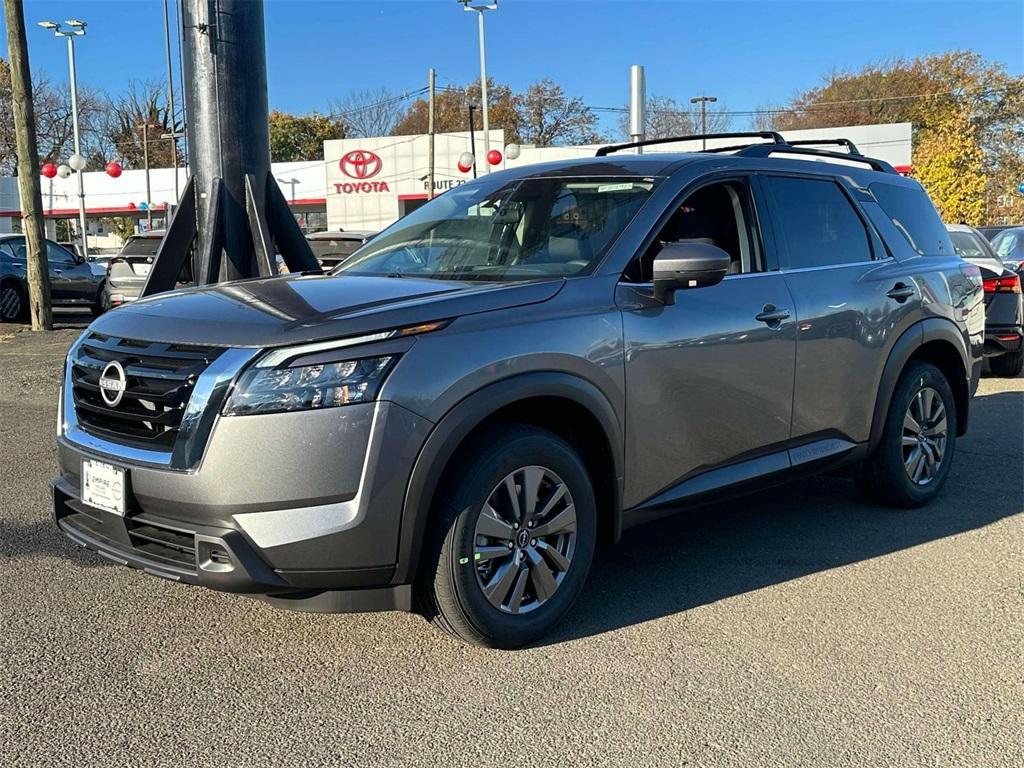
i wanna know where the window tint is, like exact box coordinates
[949,231,996,261]
[763,176,871,269]
[46,241,77,265]
[993,231,1019,259]
[869,182,953,257]
[0,241,16,258]
[3,237,26,260]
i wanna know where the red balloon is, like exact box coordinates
[486,149,502,166]
[457,161,472,173]
[41,163,58,178]
[105,161,123,178]
[128,202,137,210]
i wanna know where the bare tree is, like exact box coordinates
[518,79,603,146]
[102,80,180,169]
[331,87,405,138]
[617,95,695,140]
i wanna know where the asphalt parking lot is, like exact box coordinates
[1,317,1021,767]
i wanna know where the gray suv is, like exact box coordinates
[1,235,106,321]
[52,135,985,648]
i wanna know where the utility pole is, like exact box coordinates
[4,0,52,329]
[690,94,717,149]
[427,68,436,199]
[467,105,478,179]
[142,122,153,228]
[162,0,179,200]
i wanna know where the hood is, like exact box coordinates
[88,272,564,347]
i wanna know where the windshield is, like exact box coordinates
[950,231,997,261]
[334,175,657,282]
[309,238,363,261]
[120,236,161,258]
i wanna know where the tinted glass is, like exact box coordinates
[336,175,657,282]
[0,240,16,258]
[992,231,1020,260]
[763,176,871,268]
[870,182,953,257]
[308,238,361,261]
[119,237,161,258]
[46,241,77,265]
[949,231,996,260]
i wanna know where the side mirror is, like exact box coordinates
[652,241,732,304]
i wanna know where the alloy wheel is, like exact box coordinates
[902,386,947,486]
[473,465,577,615]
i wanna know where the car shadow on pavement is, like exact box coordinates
[0,517,108,567]
[544,389,1023,646]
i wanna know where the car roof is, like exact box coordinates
[130,230,166,239]
[945,224,981,234]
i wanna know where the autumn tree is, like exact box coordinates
[102,81,179,169]
[393,79,522,143]
[914,110,987,224]
[756,52,1024,222]
[517,79,602,146]
[268,110,344,162]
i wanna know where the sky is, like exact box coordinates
[6,0,1024,135]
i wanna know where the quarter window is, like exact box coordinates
[763,176,872,269]
[869,182,953,257]
[46,241,77,265]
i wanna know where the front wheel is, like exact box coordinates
[418,424,597,649]
[0,280,26,323]
[857,361,957,507]
[91,283,108,317]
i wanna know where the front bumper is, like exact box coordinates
[54,396,433,611]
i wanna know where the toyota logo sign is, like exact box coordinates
[340,150,382,180]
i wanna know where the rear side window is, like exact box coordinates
[762,176,872,269]
[46,241,77,265]
[993,231,1019,259]
[869,183,953,257]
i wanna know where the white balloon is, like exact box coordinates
[458,151,475,168]
[505,143,521,160]
[68,153,87,171]
[57,164,72,179]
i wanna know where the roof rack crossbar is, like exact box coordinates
[734,143,895,173]
[785,137,862,155]
[594,131,785,157]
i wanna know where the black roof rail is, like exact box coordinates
[594,131,785,157]
[785,137,862,155]
[735,143,896,173]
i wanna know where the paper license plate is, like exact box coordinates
[82,459,126,516]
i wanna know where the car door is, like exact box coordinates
[45,241,79,301]
[618,175,796,510]
[47,241,95,302]
[760,173,920,446]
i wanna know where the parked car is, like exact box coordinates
[0,234,106,321]
[100,231,164,311]
[305,229,377,270]
[947,224,1023,377]
[53,134,985,648]
[990,226,1024,275]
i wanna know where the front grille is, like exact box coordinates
[71,332,223,450]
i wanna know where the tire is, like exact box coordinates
[417,423,597,649]
[989,348,1023,378]
[91,283,108,317]
[0,280,27,323]
[857,361,957,508]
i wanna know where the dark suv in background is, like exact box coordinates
[52,133,984,648]
[1,234,106,321]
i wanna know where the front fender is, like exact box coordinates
[392,371,624,585]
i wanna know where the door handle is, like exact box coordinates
[756,306,790,325]
[887,283,915,302]
[53,269,62,274]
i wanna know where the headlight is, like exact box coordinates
[223,356,394,416]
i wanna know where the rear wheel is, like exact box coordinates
[91,283,108,317]
[418,424,596,648]
[0,280,26,323]
[858,361,956,507]
[989,348,1023,378]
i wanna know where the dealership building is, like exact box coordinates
[0,122,912,247]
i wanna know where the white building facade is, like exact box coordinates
[1,123,912,243]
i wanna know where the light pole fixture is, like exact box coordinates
[458,0,497,174]
[276,177,301,203]
[690,95,718,149]
[38,19,90,259]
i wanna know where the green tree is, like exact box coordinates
[268,110,344,162]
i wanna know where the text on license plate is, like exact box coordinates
[81,459,126,516]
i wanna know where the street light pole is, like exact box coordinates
[459,1,497,174]
[162,0,179,200]
[690,95,718,150]
[40,20,89,259]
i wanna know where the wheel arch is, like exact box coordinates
[394,372,624,585]
[869,318,972,449]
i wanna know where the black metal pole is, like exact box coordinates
[468,105,477,179]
